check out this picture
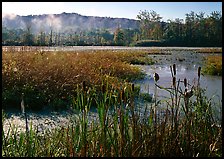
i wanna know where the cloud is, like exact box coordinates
[28,14,63,33]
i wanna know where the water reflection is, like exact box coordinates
[134,51,222,115]
[136,64,222,101]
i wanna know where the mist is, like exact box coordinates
[2,12,140,34]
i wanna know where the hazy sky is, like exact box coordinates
[2,2,222,21]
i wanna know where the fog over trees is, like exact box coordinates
[2,10,222,47]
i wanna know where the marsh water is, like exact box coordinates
[3,47,222,135]
[133,50,222,121]
[135,50,222,102]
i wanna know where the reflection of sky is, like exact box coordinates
[135,56,222,104]
[134,63,222,121]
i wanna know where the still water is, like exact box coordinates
[134,50,222,120]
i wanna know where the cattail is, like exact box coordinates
[82,81,86,92]
[184,89,193,99]
[121,89,126,103]
[102,84,106,94]
[170,65,173,77]
[173,77,176,87]
[154,73,159,82]
[21,93,25,114]
[184,78,187,88]
[198,67,201,79]
[131,83,135,92]
[21,93,29,133]
[120,90,123,102]
[173,64,176,76]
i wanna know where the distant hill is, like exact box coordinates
[2,12,140,33]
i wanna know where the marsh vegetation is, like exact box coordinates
[2,47,222,157]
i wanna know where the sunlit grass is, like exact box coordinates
[2,50,153,110]
[195,48,222,54]
[202,55,222,76]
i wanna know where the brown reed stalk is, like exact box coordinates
[81,81,87,157]
[197,67,203,106]
[153,72,160,155]
[130,83,136,156]
[21,93,29,134]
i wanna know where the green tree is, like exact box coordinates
[207,11,222,46]
[23,22,34,46]
[36,30,46,46]
[163,18,184,45]
[113,27,124,45]
[122,28,140,46]
[48,28,53,46]
[137,10,162,40]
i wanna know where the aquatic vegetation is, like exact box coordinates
[2,64,222,157]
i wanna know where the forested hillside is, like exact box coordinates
[2,10,222,46]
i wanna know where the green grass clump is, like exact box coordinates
[202,55,222,76]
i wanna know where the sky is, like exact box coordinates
[2,2,222,21]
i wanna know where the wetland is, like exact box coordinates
[2,46,222,157]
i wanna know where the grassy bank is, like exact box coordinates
[195,48,222,54]
[2,65,222,157]
[202,55,222,76]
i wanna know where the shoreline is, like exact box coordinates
[2,46,222,52]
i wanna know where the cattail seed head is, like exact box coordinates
[120,89,125,103]
[184,78,187,87]
[173,64,176,76]
[131,83,135,92]
[21,93,25,114]
[154,73,159,82]
[198,67,201,79]
[173,77,176,87]
[184,89,193,99]
[82,81,86,92]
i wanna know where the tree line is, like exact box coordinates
[2,10,222,47]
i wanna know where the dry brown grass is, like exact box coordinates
[195,48,222,54]
[2,50,152,109]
